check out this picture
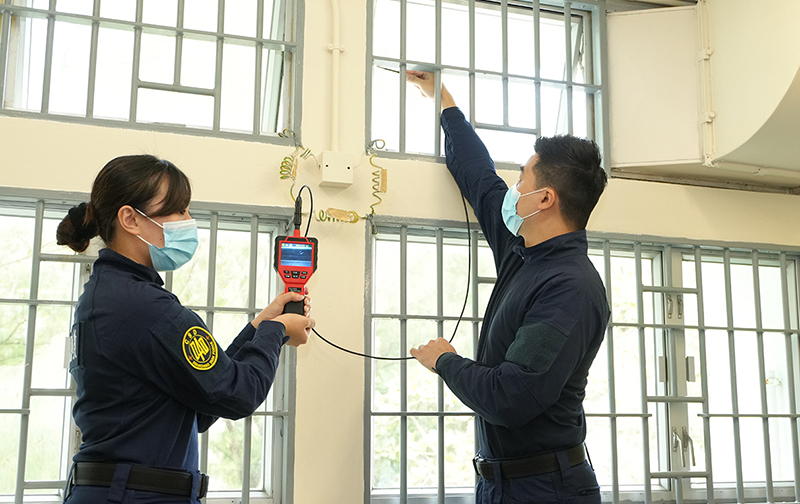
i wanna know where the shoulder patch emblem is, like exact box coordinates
[182,326,218,371]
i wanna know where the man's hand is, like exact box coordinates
[406,71,457,110]
[410,338,457,372]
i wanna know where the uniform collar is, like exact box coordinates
[95,248,164,286]
[512,229,588,263]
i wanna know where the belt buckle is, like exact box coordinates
[472,454,482,477]
[198,474,209,499]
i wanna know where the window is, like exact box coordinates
[585,239,800,504]
[0,0,302,141]
[0,190,296,504]
[368,223,800,503]
[367,0,605,166]
[368,223,488,504]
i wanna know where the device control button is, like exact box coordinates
[292,272,300,278]
[284,274,291,278]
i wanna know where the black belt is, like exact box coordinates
[73,462,209,499]
[473,444,586,480]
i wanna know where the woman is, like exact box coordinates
[57,155,314,503]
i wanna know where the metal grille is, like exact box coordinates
[0,0,303,142]
[0,192,295,504]
[366,0,608,167]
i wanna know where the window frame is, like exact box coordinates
[0,0,304,144]
[0,187,298,504]
[364,0,610,170]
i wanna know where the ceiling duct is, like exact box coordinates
[607,0,800,192]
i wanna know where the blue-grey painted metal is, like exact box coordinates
[534,0,541,136]
[603,240,620,504]
[399,0,407,154]
[139,81,216,96]
[40,0,56,114]
[14,200,44,504]
[365,223,375,504]
[594,0,610,173]
[470,228,480,488]
[751,251,775,504]
[564,2,573,135]
[175,0,184,87]
[780,252,800,498]
[434,0,442,158]
[436,228,445,504]
[723,249,745,503]
[400,226,408,504]
[213,0,224,132]
[86,0,101,118]
[254,0,264,135]
[240,215,260,504]
[468,0,475,126]
[634,243,652,504]
[501,0,509,128]
[0,9,10,107]
[130,0,143,122]
[365,0,375,155]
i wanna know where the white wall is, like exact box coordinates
[3,0,800,502]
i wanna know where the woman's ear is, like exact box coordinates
[117,205,141,236]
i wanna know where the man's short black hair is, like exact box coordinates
[532,135,607,230]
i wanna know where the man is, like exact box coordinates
[407,71,610,504]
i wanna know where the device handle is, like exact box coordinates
[283,287,305,315]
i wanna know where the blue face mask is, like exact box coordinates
[136,209,199,271]
[501,183,547,236]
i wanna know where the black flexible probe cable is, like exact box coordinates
[300,189,472,361]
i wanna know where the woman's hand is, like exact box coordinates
[273,313,316,347]
[252,291,311,328]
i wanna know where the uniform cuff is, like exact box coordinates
[256,320,290,345]
[441,107,465,127]
[434,351,459,375]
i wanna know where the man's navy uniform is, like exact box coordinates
[66,249,290,503]
[435,108,610,504]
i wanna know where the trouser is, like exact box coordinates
[475,457,601,504]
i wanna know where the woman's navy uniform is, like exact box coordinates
[66,248,290,503]
[435,108,610,504]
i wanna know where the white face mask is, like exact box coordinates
[501,182,547,236]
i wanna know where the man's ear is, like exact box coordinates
[117,205,141,236]
[538,187,557,210]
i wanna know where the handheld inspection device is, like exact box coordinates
[274,196,317,315]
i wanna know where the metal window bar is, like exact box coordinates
[601,240,621,504]
[781,252,800,497]
[634,243,653,504]
[400,226,409,504]
[436,228,445,504]
[752,251,776,502]
[564,1,573,135]
[14,200,44,504]
[399,0,407,155]
[40,0,55,114]
[85,0,100,118]
[501,0,509,129]
[722,249,745,501]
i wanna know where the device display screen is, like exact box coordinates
[281,242,313,267]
